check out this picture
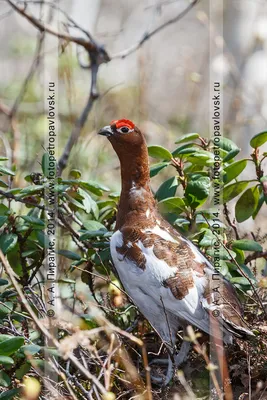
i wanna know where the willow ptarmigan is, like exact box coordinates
[98,119,254,384]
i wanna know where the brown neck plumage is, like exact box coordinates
[114,142,156,230]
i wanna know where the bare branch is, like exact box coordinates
[10,32,44,118]
[245,251,267,264]
[57,52,100,176]
[6,0,103,53]
[223,203,240,240]
[112,0,200,59]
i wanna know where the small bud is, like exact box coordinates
[23,377,41,400]
[102,392,116,400]
[206,362,218,371]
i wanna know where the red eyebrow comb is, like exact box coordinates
[110,119,135,129]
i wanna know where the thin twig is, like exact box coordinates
[112,0,200,59]
[245,251,267,264]
[223,203,240,240]
[10,31,44,118]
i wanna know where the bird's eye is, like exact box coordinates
[120,126,129,133]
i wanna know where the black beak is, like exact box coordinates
[98,125,113,137]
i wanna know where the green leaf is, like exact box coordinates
[80,230,108,240]
[41,152,56,178]
[108,192,120,199]
[78,188,91,213]
[58,250,81,261]
[0,371,11,388]
[175,133,199,144]
[36,231,50,248]
[0,179,8,188]
[0,279,8,286]
[0,216,8,228]
[148,145,172,160]
[185,177,210,209]
[207,248,236,261]
[79,180,109,196]
[0,157,8,161]
[82,220,107,232]
[0,356,14,365]
[0,302,12,318]
[218,137,240,153]
[69,169,81,179]
[250,131,267,148]
[232,239,262,252]
[0,204,9,216]
[223,149,240,162]
[97,200,117,209]
[158,197,185,212]
[187,151,214,165]
[155,176,178,201]
[150,162,169,177]
[238,264,257,283]
[0,336,24,356]
[252,191,265,219]
[65,193,86,211]
[199,229,218,247]
[223,160,247,184]
[230,276,250,285]
[20,185,44,195]
[173,147,197,156]
[78,188,99,218]
[15,362,31,379]
[20,344,41,356]
[21,215,45,228]
[235,186,259,222]
[21,249,38,258]
[222,181,249,203]
[0,166,15,176]
[234,248,245,264]
[0,388,20,400]
[0,234,18,254]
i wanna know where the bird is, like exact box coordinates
[98,119,254,385]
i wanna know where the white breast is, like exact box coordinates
[110,230,204,317]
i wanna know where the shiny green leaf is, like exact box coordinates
[0,356,14,365]
[0,166,15,176]
[175,132,199,144]
[21,215,45,227]
[155,176,178,201]
[235,186,259,222]
[0,371,11,387]
[185,177,210,209]
[223,159,247,184]
[250,131,267,148]
[222,181,249,203]
[158,197,185,212]
[232,239,262,252]
[150,162,169,177]
[0,336,24,356]
[58,250,81,260]
[0,234,18,254]
[0,216,8,228]
[148,145,172,160]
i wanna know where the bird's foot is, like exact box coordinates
[147,357,174,386]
